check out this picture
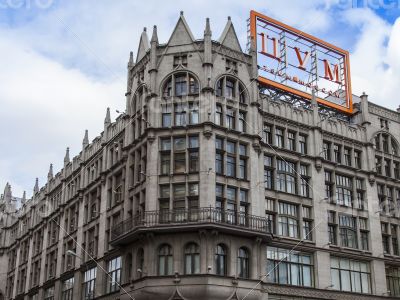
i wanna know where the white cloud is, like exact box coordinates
[342,9,400,109]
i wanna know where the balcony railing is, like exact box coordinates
[111,208,272,242]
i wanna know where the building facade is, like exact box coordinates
[1,11,400,300]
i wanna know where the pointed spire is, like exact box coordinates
[128,51,134,67]
[136,27,150,62]
[82,129,89,149]
[64,147,70,165]
[48,163,53,180]
[4,183,12,202]
[33,178,39,194]
[219,16,242,52]
[21,191,26,205]
[151,25,158,45]
[168,11,195,46]
[203,18,212,66]
[204,17,211,36]
[104,107,111,126]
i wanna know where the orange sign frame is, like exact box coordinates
[250,10,353,114]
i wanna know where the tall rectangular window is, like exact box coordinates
[189,102,199,124]
[62,277,74,300]
[173,137,186,173]
[333,144,341,163]
[188,136,199,173]
[276,159,296,194]
[44,286,54,300]
[336,174,353,207]
[215,105,223,126]
[344,147,351,166]
[328,211,337,245]
[287,131,295,151]
[386,267,400,297]
[339,214,357,248]
[162,105,172,127]
[174,103,186,126]
[226,141,236,177]
[278,202,298,238]
[275,128,284,148]
[175,75,187,96]
[263,125,272,144]
[215,138,224,175]
[354,150,362,169]
[83,267,97,300]
[226,108,235,130]
[299,164,309,198]
[331,257,370,293]
[107,256,121,293]
[299,134,307,154]
[267,247,313,287]
[323,141,331,160]
[264,155,273,190]
[238,112,246,133]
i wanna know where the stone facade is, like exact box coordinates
[1,11,400,300]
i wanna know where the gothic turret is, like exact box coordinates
[82,129,89,149]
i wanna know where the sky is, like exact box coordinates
[0,0,399,198]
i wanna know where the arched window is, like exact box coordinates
[374,133,399,155]
[215,76,247,103]
[215,244,227,276]
[162,73,199,98]
[137,248,144,278]
[237,247,249,279]
[158,244,173,275]
[184,243,200,274]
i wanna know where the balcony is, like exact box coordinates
[111,208,272,245]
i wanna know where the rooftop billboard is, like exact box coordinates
[250,10,353,114]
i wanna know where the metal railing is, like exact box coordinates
[111,208,272,241]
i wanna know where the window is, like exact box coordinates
[226,108,235,130]
[344,147,351,166]
[189,102,199,124]
[339,214,357,248]
[276,159,296,194]
[185,243,200,274]
[356,178,366,210]
[333,144,342,163]
[382,222,390,254]
[107,256,121,293]
[215,105,223,125]
[225,78,235,98]
[299,134,307,154]
[44,286,54,300]
[158,244,173,276]
[174,103,186,126]
[163,72,199,98]
[237,247,249,279]
[331,257,370,293]
[215,244,227,276]
[359,218,369,251]
[336,174,353,207]
[263,125,272,144]
[189,136,199,173]
[264,155,273,190]
[299,164,309,198]
[278,202,298,238]
[175,74,187,96]
[267,247,313,287]
[302,206,312,241]
[162,105,172,127]
[238,111,246,133]
[226,187,237,224]
[354,150,361,169]
[189,75,199,94]
[275,128,284,148]
[83,267,97,300]
[392,225,399,256]
[62,277,74,300]
[287,131,295,151]
[386,266,400,297]
[239,144,247,180]
[323,141,331,160]
[226,141,236,177]
[174,137,186,173]
[328,211,337,245]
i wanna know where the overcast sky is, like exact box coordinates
[0,0,399,197]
